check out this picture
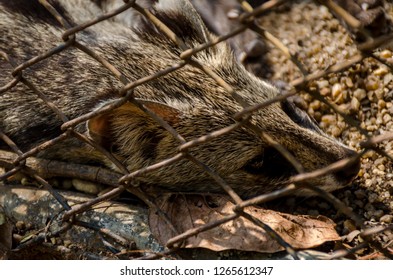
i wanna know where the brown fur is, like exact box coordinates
[0,0,359,197]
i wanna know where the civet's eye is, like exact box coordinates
[243,148,297,178]
[243,153,264,175]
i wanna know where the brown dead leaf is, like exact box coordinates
[149,194,340,253]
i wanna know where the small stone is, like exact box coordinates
[72,179,103,195]
[374,157,386,165]
[317,80,329,89]
[381,191,390,200]
[380,214,393,223]
[344,77,353,88]
[383,114,392,124]
[353,88,367,101]
[331,126,342,137]
[384,73,393,85]
[378,100,386,109]
[364,179,373,187]
[350,97,360,112]
[320,87,331,96]
[365,76,379,91]
[309,100,321,110]
[321,114,336,124]
[375,89,384,99]
[363,150,375,159]
[332,83,342,99]
[380,49,392,59]
[373,66,388,76]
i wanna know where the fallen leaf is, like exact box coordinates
[149,194,340,253]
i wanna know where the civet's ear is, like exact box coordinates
[87,100,181,150]
[152,0,212,44]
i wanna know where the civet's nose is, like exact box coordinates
[334,149,360,185]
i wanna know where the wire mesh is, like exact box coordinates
[0,0,392,259]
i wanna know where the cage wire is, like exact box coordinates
[0,0,392,260]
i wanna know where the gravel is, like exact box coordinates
[258,0,392,255]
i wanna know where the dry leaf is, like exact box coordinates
[149,194,340,253]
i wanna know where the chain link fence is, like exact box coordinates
[0,0,392,259]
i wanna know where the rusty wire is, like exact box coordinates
[0,0,392,260]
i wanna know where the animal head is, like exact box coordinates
[85,0,360,197]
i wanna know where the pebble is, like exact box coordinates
[373,66,388,76]
[317,79,329,89]
[377,164,385,172]
[309,100,321,110]
[380,49,392,58]
[321,114,336,124]
[383,114,392,124]
[378,100,386,110]
[381,191,390,200]
[384,73,393,85]
[379,214,392,224]
[364,179,373,187]
[331,127,342,137]
[350,97,360,112]
[320,87,331,96]
[375,89,384,99]
[72,179,103,195]
[353,88,367,101]
[365,76,379,91]
[343,77,353,88]
[332,83,342,99]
